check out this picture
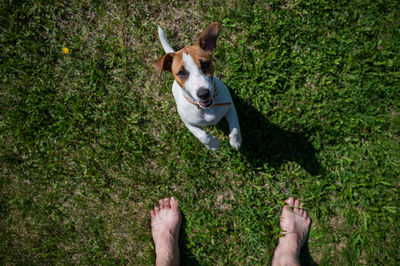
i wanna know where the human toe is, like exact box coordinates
[285,197,295,206]
[299,202,305,215]
[154,205,160,214]
[293,199,301,214]
[294,199,300,207]
[163,198,171,208]
[159,199,165,209]
[170,196,179,211]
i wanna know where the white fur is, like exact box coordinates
[158,27,242,150]
[157,27,175,53]
[182,53,215,103]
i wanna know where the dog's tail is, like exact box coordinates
[157,26,175,53]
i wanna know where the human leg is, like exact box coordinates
[272,197,312,266]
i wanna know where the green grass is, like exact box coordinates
[1,0,399,264]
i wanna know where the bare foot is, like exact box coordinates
[150,197,182,266]
[272,197,312,266]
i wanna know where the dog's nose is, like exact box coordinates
[197,88,211,99]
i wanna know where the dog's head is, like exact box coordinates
[153,22,220,108]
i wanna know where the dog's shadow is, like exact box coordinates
[223,88,323,176]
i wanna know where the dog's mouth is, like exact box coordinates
[199,98,213,108]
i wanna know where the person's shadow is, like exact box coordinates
[300,241,319,266]
[225,87,323,176]
[179,214,200,266]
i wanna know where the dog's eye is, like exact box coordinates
[200,60,210,73]
[177,69,187,78]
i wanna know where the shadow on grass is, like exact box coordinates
[227,89,323,176]
[300,241,319,266]
[179,214,200,266]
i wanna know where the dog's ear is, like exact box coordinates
[152,53,174,76]
[195,22,220,53]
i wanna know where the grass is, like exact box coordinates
[1,0,399,264]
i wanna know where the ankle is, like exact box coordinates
[272,251,300,266]
[275,234,301,258]
[155,241,179,254]
[155,246,179,266]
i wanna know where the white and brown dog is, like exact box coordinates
[153,22,241,150]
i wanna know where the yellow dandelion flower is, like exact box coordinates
[62,47,69,54]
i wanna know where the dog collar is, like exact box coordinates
[181,81,232,109]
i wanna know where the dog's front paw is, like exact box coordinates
[229,128,242,150]
[205,136,220,151]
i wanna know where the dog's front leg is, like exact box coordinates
[225,105,242,150]
[185,123,220,150]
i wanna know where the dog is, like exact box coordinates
[152,22,241,150]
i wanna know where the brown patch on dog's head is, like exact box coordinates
[153,22,220,88]
[169,46,215,88]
